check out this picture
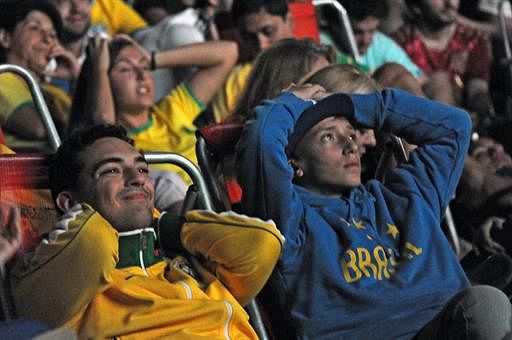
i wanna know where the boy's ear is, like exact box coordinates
[0,29,11,49]
[55,191,78,213]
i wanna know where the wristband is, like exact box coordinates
[150,51,157,70]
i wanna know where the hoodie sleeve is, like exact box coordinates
[349,89,472,215]
[236,91,313,244]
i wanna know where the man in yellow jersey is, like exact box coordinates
[9,124,283,339]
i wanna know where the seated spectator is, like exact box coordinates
[301,64,380,181]
[236,83,512,338]
[211,0,294,122]
[319,0,424,80]
[0,0,78,152]
[48,0,150,95]
[393,0,493,133]
[8,124,283,338]
[455,136,512,256]
[68,36,237,186]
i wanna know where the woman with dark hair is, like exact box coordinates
[0,0,79,152]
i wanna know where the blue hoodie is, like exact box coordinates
[236,89,472,339]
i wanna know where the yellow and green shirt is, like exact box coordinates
[11,204,284,339]
[212,63,252,123]
[0,73,70,151]
[90,0,148,37]
[129,82,204,184]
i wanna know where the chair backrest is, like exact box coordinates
[196,121,245,212]
[289,1,320,42]
[0,154,56,254]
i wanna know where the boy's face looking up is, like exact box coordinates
[238,8,293,58]
[292,116,361,196]
[68,137,155,232]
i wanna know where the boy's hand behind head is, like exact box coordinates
[286,83,329,101]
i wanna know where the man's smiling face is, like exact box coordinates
[72,137,155,231]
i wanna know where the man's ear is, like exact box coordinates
[55,191,78,213]
[0,29,11,49]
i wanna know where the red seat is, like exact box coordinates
[289,1,320,42]
[196,122,245,212]
[0,154,57,254]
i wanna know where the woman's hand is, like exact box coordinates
[285,83,329,101]
[87,35,111,74]
[43,44,81,81]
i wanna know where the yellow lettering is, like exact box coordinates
[373,246,390,280]
[341,250,362,283]
[387,248,398,267]
[404,242,423,260]
[357,247,378,279]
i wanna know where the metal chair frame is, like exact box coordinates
[312,0,360,63]
[0,64,61,152]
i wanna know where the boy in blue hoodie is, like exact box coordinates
[237,84,512,339]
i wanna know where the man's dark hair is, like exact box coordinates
[341,0,389,21]
[0,0,63,63]
[49,125,134,205]
[231,0,289,26]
